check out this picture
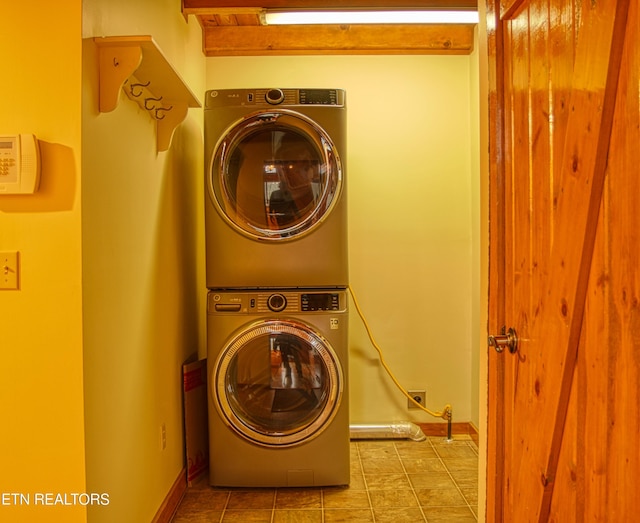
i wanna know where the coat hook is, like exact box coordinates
[144,96,163,110]
[130,81,151,97]
[155,106,173,120]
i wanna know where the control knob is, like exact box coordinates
[267,293,287,312]
[265,89,285,105]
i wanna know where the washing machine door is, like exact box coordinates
[208,110,343,240]
[213,319,344,447]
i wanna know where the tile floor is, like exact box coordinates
[172,435,478,522]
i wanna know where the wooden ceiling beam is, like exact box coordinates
[199,13,262,25]
[184,1,478,56]
[202,23,475,56]
[184,0,478,10]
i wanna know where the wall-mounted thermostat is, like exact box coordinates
[0,134,41,194]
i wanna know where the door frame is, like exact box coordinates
[474,0,500,516]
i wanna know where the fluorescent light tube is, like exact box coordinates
[264,10,479,25]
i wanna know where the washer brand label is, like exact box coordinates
[330,318,340,330]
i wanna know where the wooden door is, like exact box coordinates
[486,0,640,520]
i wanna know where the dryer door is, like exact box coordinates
[213,319,344,447]
[208,110,343,241]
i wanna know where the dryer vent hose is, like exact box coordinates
[348,286,452,422]
[350,422,427,442]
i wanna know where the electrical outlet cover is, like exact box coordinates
[408,390,426,409]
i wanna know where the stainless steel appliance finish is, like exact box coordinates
[207,289,350,487]
[204,88,348,289]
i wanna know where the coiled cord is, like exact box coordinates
[348,285,452,421]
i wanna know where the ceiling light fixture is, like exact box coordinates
[263,10,479,25]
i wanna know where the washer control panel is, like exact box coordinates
[209,290,346,314]
[301,292,340,311]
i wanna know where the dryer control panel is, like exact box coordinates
[206,88,345,108]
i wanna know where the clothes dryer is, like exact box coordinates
[204,88,348,289]
[207,289,350,487]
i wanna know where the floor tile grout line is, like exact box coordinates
[218,491,230,523]
[269,488,277,523]
[455,441,480,519]
[435,440,479,521]
[357,440,377,523]
[396,438,430,523]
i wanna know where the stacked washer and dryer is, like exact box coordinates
[204,88,350,487]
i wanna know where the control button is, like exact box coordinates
[265,89,285,105]
[332,294,339,310]
[267,293,287,312]
[215,303,242,312]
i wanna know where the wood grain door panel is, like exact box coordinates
[486,0,636,520]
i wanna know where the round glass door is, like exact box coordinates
[208,110,343,240]
[213,320,344,447]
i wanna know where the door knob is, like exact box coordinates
[488,327,518,354]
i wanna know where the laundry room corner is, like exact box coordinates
[81,0,206,522]
[204,51,481,433]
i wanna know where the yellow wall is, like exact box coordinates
[0,2,86,522]
[2,1,204,522]
[205,52,481,426]
[81,1,206,522]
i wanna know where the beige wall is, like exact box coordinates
[0,2,86,522]
[81,1,206,522]
[205,52,481,427]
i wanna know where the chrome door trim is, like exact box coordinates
[208,109,343,241]
[213,318,344,447]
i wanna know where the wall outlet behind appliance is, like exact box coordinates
[408,390,426,410]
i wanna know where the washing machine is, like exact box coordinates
[207,288,350,487]
[204,88,348,289]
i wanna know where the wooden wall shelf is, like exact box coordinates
[94,36,201,152]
